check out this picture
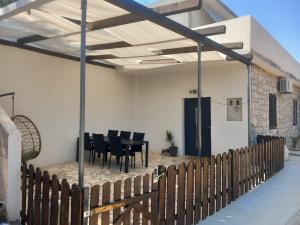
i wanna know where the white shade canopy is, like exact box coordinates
[0,0,250,69]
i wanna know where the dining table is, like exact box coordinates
[76,136,149,173]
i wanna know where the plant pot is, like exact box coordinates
[169,146,178,157]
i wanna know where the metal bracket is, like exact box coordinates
[83,210,90,218]
[153,165,166,183]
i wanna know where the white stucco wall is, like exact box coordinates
[250,17,300,79]
[0,42,249,164]
[0,44,135,167]
[126,61,248,156]
[0,108,21,222]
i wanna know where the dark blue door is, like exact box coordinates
[184,98,211,156]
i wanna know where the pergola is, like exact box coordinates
[0,0,252,188]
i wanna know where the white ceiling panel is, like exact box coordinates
[105,20,184,45]
[3,9,80,37]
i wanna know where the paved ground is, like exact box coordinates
[43,152,195,187]
[197,154,300,225]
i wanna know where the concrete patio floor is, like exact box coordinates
[43,152,195,187]
[197,154,300,225]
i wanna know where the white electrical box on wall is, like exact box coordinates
[227,98,242,121]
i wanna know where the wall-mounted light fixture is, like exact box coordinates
[189,89,198,94]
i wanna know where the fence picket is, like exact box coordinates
[124,178,132,225]
[221,153,227,208]
[102,182,111,225]
[177,163,186,225]
[89,185,100,225]
[158,166,166,224]
[112,181,121,224]
[151,174,158,225]
[209,156,215,216]
[240,149,245,196]
[194,160,202,224]
[133,176,142,225]
[259,144,263,184]
[27,165,34,225]
[50,175,59,225]
[231,150,238,200]
[255,145,259,185]
[186,161,194,225]
[244,148,249,193]
[216,155,221,212]
[142,174,150,225]
[166,165,176,225]
[34,168,42,225]
[71,184,81,225]
[41,171,50,225]
[227,152,232,204]
[202,157,209,219]
[60,179,70,225]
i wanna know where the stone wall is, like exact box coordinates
[251,65,300,147]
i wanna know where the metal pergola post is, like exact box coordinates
[78,0,87,188]
[247,63,253,146]
[197,42,202,156]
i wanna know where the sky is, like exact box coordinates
[136,0,300,63]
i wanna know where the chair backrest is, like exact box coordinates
[84,132,92,150]
[110,136,123,156]
[108,130,118,137]
[132,132,145,152]
[120,131,131,140]
[92,133,106,153]
[133,132,145,141]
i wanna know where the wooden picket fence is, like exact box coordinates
[157,136,285,225]
[21,163,82,225]
[21,137,285,225]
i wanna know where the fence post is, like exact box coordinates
[229,149,235,201]
[82,187,89,225]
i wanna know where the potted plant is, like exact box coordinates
[166,130,178,156]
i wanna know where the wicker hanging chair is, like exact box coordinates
[1,93,42,162]
[12,115,41,162]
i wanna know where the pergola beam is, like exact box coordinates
[158,42,243,55]
[193,25,226,36]
[89,0,201,30]
[87,42,244,60]
[17,35,48,44]
[0,39,115,69]
[86,41,132,51]
[107,0,251,65]
[154,0,202,16]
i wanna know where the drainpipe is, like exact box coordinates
[247,63,253,146]
[197,42,202,156]
[79,0,87,188]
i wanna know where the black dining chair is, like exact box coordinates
[92,133,107,166]
[131,132,145,165]
[84,132,94,163]
[120,131,131,140]
[108,130,118,137]
[108,136,135,171]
